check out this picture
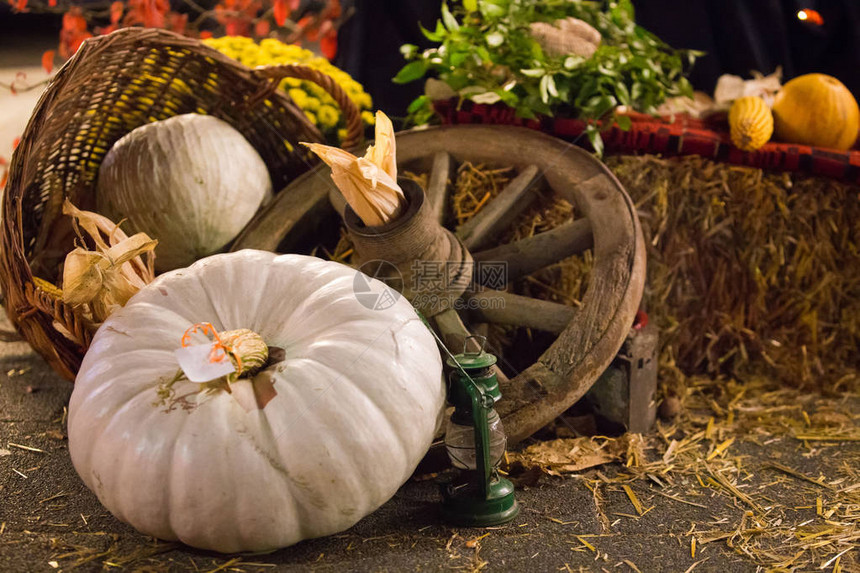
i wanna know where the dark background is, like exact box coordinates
[335,0,860,117]
[3,0,859,117]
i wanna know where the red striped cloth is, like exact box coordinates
[433,99,860,183]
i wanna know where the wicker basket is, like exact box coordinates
[0,28,364,381]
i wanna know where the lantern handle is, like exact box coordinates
[415,310,487,399]
[462,335,488,357]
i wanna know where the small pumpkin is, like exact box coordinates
[728,96,773,151]
[68,250,445,553]
[772,74,859,150]
[97,114,273,273]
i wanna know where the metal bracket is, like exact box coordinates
[585,322,658,433]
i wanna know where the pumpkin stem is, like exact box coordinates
[217,329,269,381]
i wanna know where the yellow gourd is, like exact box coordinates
[772,74,859,150]
[729,96,773,151]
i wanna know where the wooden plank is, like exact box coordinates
[456,164,541,251]
[472,219,593,284]
[466,290,576,334]
[426,151,452,224]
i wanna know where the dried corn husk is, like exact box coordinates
[713,68,782,107]
[529,17,602,59]
[61,200,157,323]
[303,111,406,226]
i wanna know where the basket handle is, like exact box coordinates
[251,64,364,151]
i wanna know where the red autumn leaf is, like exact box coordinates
[225,18,250,36]
[320,29,337,60]
[41,50,55,74]
[324,0,341,20]
[168,12,188,34]
[98,24,119,35]
[12,137,20,149]
[0,169,7,190]
[110,1,124,24]
[69,32,93,55]
[48,0,56,6]
[62,10,87,32]
[273,0,289,27]
[14,0,27,13]
[199,30,214,39]
[255,19,271,37]
[289,0,299,9]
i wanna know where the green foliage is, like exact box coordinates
[395,0,702,153]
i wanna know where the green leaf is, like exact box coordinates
[539,74,551,103]
[476,46,492,62]
[471,91,503,104]
[393,60,428,84]
[586,125,604,157]
[611,0,635,21]
[564,56,583,69]
[615,114,632,130]
[546,74,558,98]
[486,31,505,47]
[419,22,443,42]
[408,95,431,114]
[450,51,469,66]
[479,0,507,19]
[441,3,460,31]
[464,0,478,11]
[616,82,630,106]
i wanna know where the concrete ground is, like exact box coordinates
[1,309,857,572]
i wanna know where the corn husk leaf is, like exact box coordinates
[61,200,157,323]
[713,68,782,107]
[364,110,398,182]
[302,111,406,227]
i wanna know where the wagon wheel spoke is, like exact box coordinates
[464,290,577,335]
[471,219,593,285]
[456,164,542,251]
[426,151,453,224]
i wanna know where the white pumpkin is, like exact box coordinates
[96,114,273,272]
[68,250,445,553]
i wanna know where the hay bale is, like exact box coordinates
[606,155,860,391]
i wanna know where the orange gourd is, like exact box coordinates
[772,74,859,150]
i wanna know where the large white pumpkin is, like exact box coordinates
[68,250,445,553]
[96,114,273,272]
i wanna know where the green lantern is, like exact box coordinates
[441,336,519,526]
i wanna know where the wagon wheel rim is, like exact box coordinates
[232,125,646,446]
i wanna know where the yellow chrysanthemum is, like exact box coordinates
[203,37,373,141]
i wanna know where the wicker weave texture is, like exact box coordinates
[0,28,363,380]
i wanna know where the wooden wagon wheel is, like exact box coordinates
[233,125,646,446]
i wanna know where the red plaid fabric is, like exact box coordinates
[433,99,860,183]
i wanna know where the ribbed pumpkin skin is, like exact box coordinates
[97,115,273,273]
[729,96,773,151]
[772,74,859,150]
[68,251,445,553]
